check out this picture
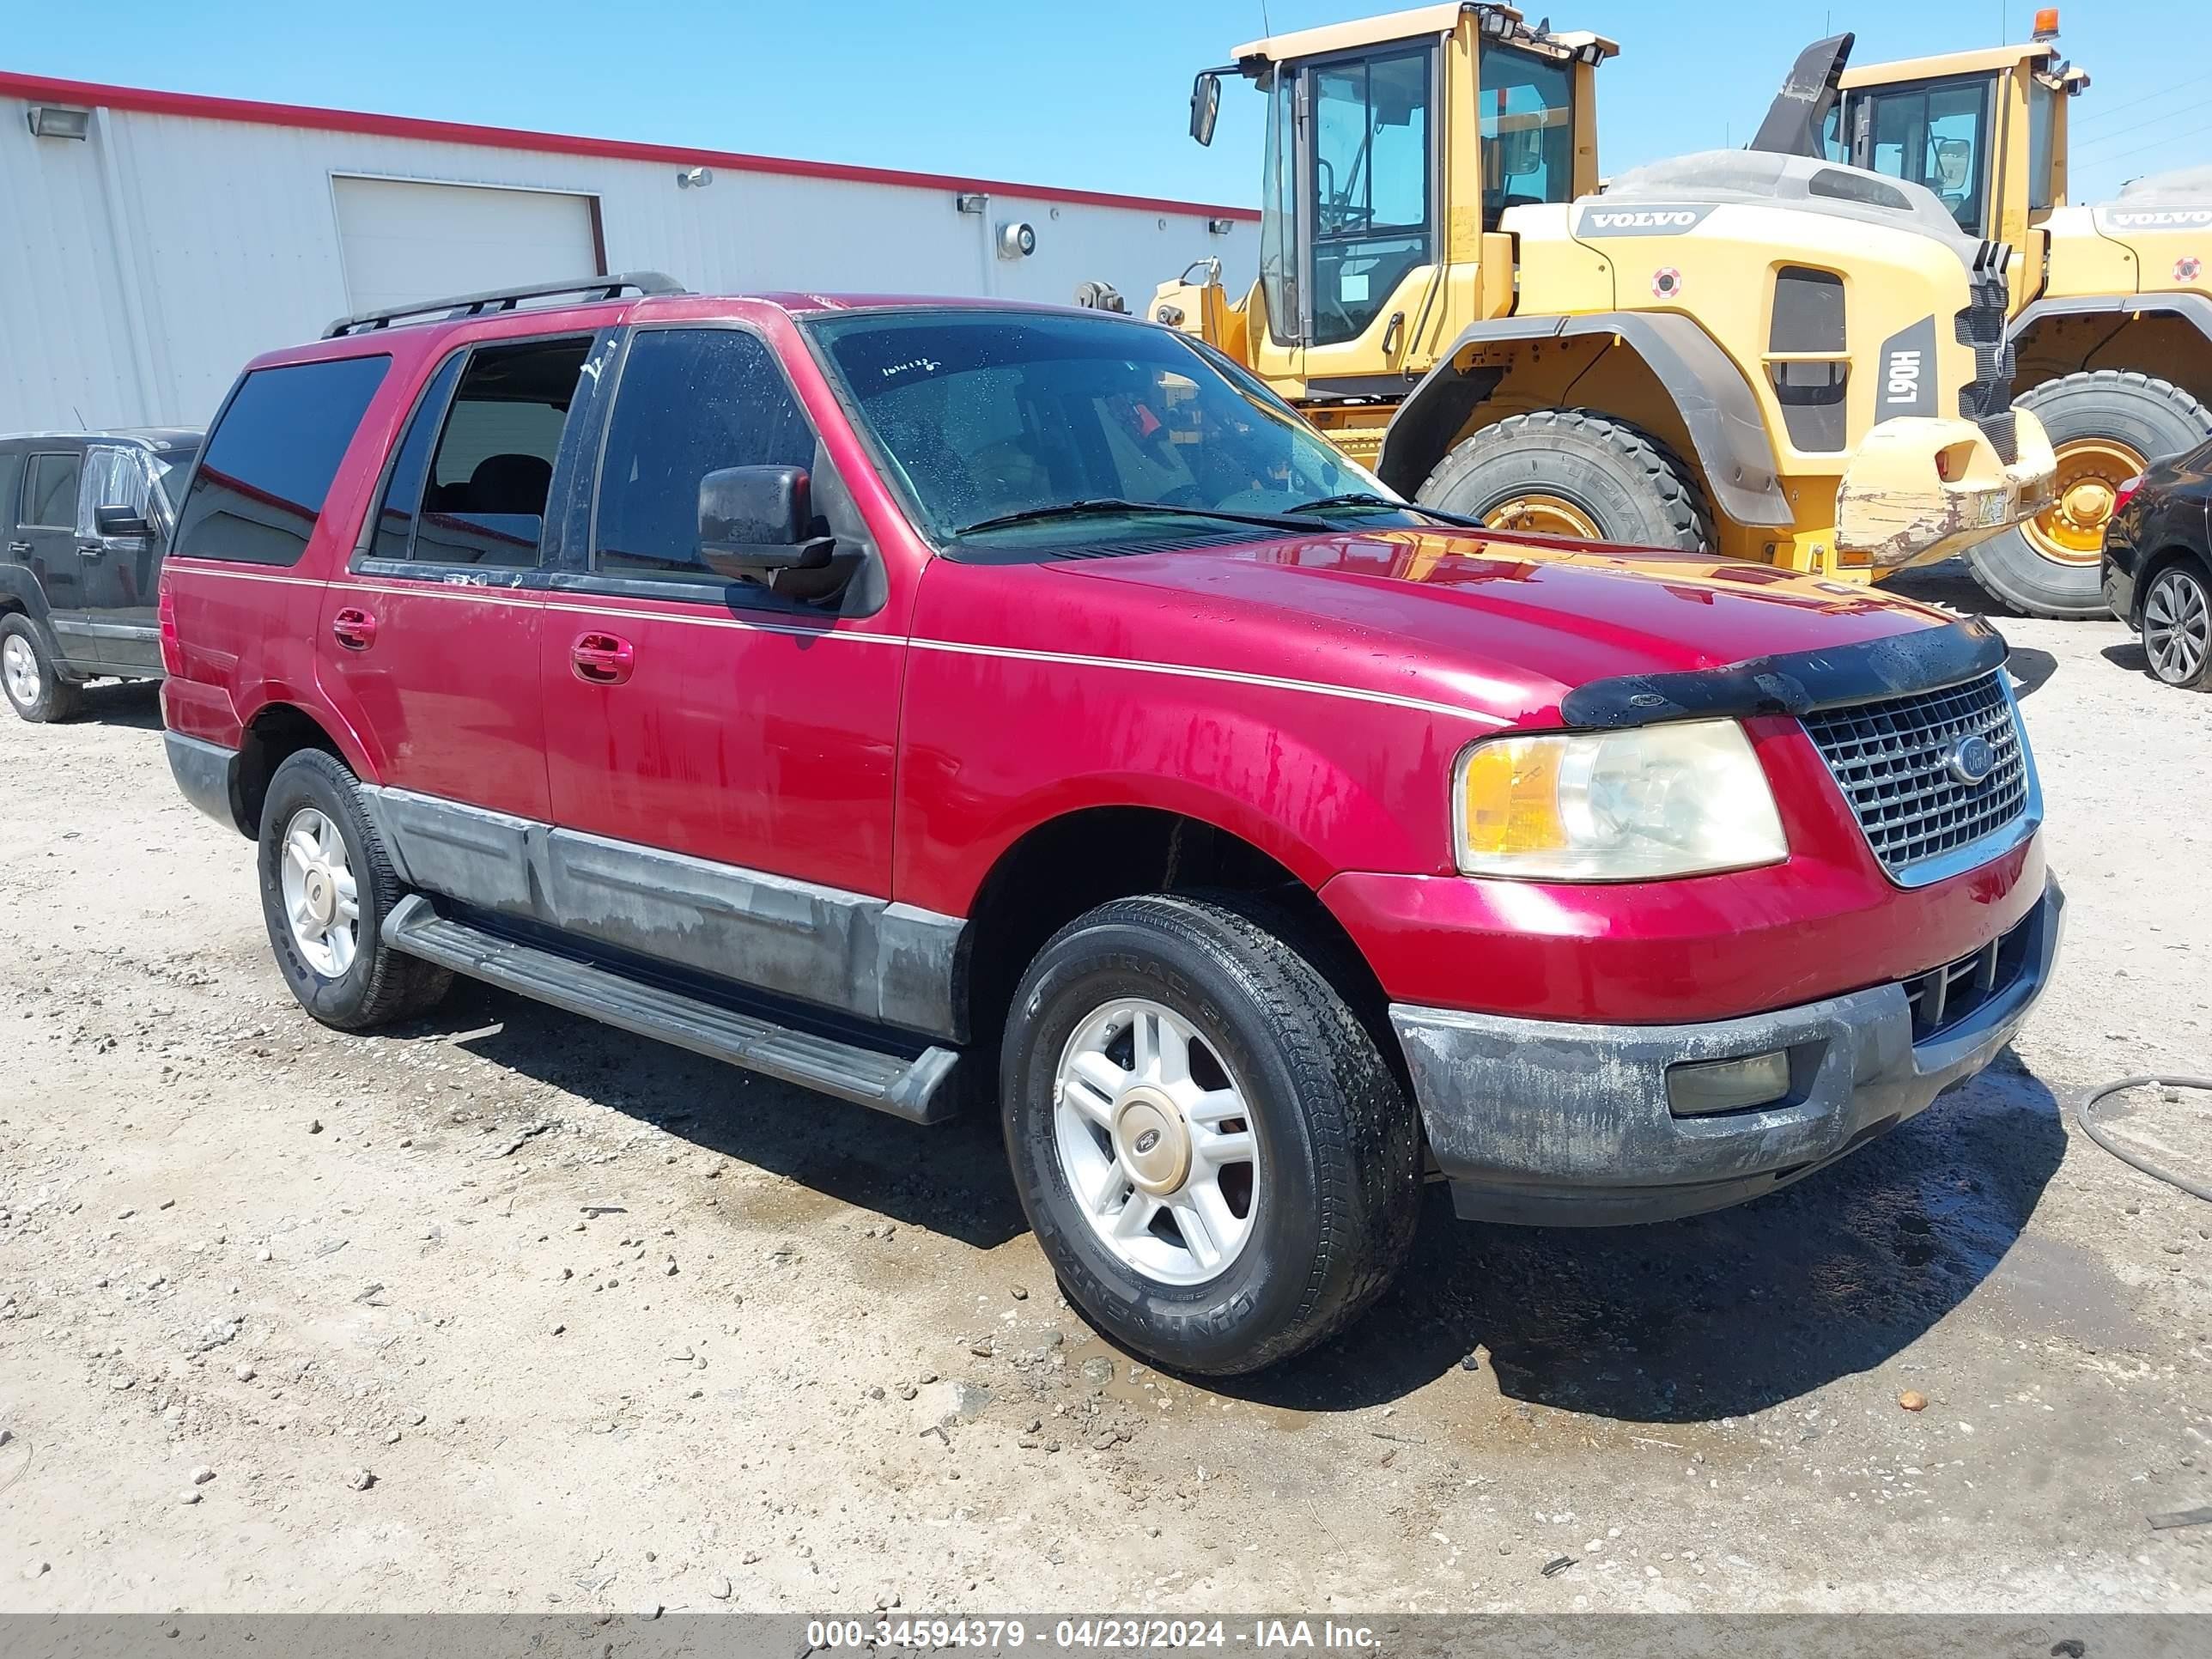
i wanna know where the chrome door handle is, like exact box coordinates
[4,542,29,555]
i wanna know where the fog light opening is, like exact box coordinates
[1668,1049,1792,1117]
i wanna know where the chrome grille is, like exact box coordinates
[1801,672,2029,879]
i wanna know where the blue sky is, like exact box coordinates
[6,1,2197,207]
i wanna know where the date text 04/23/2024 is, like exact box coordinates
[804,1619,1382,1651]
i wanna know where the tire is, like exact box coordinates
[0,613,85,723]
[257,749,453,1031]
[2141,556,2212,692]
[1001,894,1421,1376]
[1414,408,1715,550]
[1968,371,2212,620]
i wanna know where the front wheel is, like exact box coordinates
[1967,371,2212,619]
[1001,895,1420,1376]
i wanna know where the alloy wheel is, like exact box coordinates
[1052,998,1260,1285]
[2145,567,2210,685]
[2,633,40,708]
[278,806,361,976]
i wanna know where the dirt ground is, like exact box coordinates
[1,562,2208,1616]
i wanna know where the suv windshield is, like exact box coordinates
[807,309,1381,551]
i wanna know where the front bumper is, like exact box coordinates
[1390,875,2063,1227]
[1837,408,2057,571]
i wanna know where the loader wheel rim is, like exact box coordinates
[2024,436,2147,566]
[1481,493,1604,540]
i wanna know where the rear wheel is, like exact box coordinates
[1968,371,2212,619]
[258,749,453,1031]
[2142,558,2212,691]
[1001,895,1420,1376]
[0,615,84,723]
[1415,409,1715,551]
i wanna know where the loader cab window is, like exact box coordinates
[1258,68,1301,348]
[1308,46,1434,347]
[1479,43,1576,232]
[1857,76,1994,234]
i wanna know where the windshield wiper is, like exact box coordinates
[1288,492,1491,529]
[955,498,1316,538]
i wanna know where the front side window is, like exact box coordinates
[1863,77,1993,234]
[1310,46,1433,346]
[80,447,158,535]
[173,355,390,567]
[1479,42,1576,231]
[809,309,1377,554]
[593,329,818,584]
[21,453,81,529]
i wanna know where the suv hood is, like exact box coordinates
[1031,526,1956,726]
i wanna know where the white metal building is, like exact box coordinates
[0,70,1256,434]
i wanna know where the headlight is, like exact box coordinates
[1454,720,1787,881]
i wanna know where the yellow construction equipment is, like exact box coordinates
[1146,4,2054,579]
[1800,10,2212,615]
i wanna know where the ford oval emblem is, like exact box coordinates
[1133,1128,1161,1154]
[1946,735,1997,787]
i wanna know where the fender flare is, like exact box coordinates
[0,566,76,674]
[1376,311,1793,529]
[0,565,57,629]
[2008,291,2212,350]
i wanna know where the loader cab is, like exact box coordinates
[1827,38,2083,252]
[1199,4,1609,391]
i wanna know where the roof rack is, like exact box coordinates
[323,271,688,339]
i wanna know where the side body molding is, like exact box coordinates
[1376,311,1793,529]
[361,787,968,1042]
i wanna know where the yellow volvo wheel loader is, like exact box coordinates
[1148,3,2055,580]
[1785,12,2212,616]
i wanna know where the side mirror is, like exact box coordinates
[1189,72,1222,148]
[697,465,835,582]
[94,503,152,538]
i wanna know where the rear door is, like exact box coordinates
[12,446,86,648]
[318,331,602,822]
[75,445,165,673]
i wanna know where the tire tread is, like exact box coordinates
[1416,407,1717,551]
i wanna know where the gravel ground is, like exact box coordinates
[0,564,2207,1615]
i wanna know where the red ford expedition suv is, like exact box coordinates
[161,275,2062,1376]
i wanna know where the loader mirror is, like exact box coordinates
[1190,72,1222,147]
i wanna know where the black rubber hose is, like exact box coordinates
[2077,1076,2212,1203]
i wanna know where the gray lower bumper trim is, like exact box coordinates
[164,732,247,837]
[1390,878,2064,1226]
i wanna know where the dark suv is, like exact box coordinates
[1,428,201,720]
[160,276,2057,1376]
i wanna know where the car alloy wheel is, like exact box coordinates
[2144,566,2210,686]
[1,632,40,709]
[278,805,361,977]
[1052,997,1259,1285]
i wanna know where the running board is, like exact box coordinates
[381,895,962,1124]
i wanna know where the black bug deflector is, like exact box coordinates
[1558,616,2008,731]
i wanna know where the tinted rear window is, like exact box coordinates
[173,355,390,566]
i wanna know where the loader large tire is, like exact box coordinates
[1967,371,2212,620]
[1414,409,1715,551]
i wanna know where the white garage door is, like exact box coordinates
[332,177,600,316]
